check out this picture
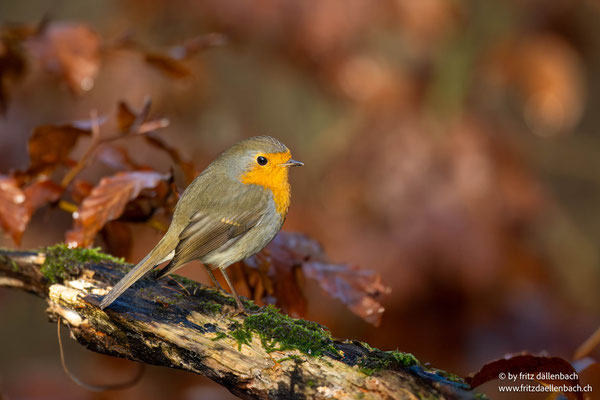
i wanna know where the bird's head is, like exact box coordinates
[217,136,303,214]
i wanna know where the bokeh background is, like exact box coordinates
[1,0,600,399]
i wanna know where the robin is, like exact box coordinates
[99,136,303,313]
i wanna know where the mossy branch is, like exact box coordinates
[0,246,478,400]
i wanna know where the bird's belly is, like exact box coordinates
[201,212,282,269]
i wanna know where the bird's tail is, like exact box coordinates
[100,237,174,310]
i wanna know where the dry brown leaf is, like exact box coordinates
[116,99,150,135]
[0,177,29,244]
[467,353,583,400]
[27,124,91,177]
[0,177,63,244]
[26,22,100,93]
[119,176,171,222]
[66,171,168,247]
[303,262,389,326]
[23,179,63,211]
[246,232,390,325]
[69,179,93,204]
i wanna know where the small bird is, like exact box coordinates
[99,136,303,313]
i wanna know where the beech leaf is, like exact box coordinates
[27,124,91,176]
[248,232,390,326]
[66,171,168,247]
[0,177,63,245]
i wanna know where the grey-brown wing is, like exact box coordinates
[179,209,260,262]
[155,207,264,278]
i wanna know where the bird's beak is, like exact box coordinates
[279,159,304,167]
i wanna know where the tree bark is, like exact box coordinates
[0,247,477,400]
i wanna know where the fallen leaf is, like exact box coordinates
[66,170,168,247]
[119,177,171,222]
[245,232,390,325]
[23,179,63,211]
[303,262,389,326]
[26,22,100,93]
[0,176,28,244]
[0,177,63,244]
[27,124,91,178]
[256,244,308,318]
[467,353,583,400]
[117,99,150,135]
[69,179,93,204]
[116,99,169,136]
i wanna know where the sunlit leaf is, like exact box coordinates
[0,177,63,244]
[0,177,28,244]
[66,171,168,247]
[27,124,91,177]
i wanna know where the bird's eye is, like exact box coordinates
[257,156,268,166]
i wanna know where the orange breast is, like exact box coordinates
[240,151,291,216]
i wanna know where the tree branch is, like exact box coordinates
[0,246,477,400]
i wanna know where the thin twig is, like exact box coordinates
[61,110,102,188]
[57,317,145,391]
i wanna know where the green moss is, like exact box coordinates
[277,355,302,363]
[359,349,419,375]
[197,300,223,314]
[431,368,466,384]
[230,322,252,351]
[230,305,338,356]
[41,244,124,284]
[211,331,227,341]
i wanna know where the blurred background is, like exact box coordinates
[1,0,599,399]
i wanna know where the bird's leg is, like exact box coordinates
[203,264,224,291]
[220,268,247,315]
